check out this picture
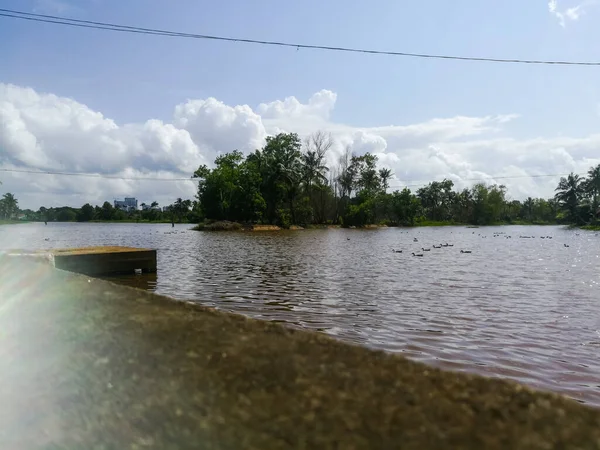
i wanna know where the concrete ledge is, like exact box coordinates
[52,246,157,276]
[2,246,157,276]
[1,256,599,449]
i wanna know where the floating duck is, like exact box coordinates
[460,250,472,254]
[422,248,431,252]
[412,253,424,257]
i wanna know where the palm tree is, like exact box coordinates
[378,168,393,191]
[585,164,600,215]
[523,197,534,221]
[0,193,18,220]
[173,198,192,223]
[555,173,584,223]
[302,149,329,191]
[302,131,332,188]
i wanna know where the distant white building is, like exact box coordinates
[114,198,138,212]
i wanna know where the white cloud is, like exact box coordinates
[257,90,337,121]
[548,0,598,26]
[173,97,266,158]
[1,82,599,209]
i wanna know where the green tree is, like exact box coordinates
[390,188,420,225]
[196,150,265,222]
[584,164,600,221]
[378,168,393,191]
[78,203,95,222]
[250,133,303,225]
[417,180,454,221]
[302,131,331,194]
[555,173,584,224]
[56,208,77,222]
[173,198,192,223]
[0,193,18,220]
[101,201,115,220]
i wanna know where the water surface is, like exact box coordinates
[2,223,599,406]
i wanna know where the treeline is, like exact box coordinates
[193,131,600,227]
[0,193,19,220]
[16,199,198,223]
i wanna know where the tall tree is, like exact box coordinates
[585,164,600,218]
[378,168,393,191]
[100,201,115,220]
[302,131,332,192]
[555,173,584,223]
[0,193,18,220]
[256,133,303,225]
[78,203,95,222]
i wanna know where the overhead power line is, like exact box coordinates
[1,8,600,66]
[0,168,196,181]
[0,167,584,184]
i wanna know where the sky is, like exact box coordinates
[1,0,600,209]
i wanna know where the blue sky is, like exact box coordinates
[2,0,599,134]
[2,0,600,208]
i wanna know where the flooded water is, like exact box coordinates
[1,223,599,406]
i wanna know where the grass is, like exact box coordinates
[581,225,600,231]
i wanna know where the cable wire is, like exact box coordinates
[0,167,583,185]
[1,8,600,66]
[0,168,196,181]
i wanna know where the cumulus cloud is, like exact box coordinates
[173,97,266,157]
[1,82,599,209]
[548,0,598,26]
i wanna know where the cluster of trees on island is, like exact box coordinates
[1,131,599,228]
[193,132,600,228]
[1,197,198,223]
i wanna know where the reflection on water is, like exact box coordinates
[102,272,158,291]
[1,222,600,406]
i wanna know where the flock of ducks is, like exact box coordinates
[391,230,579,257]
[392,238,468,257]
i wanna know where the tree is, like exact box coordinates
[523,197,534,221]
[555,173,584,223]
[0,193,18,220]
[100,201,115,220]
[302,131,332,193]
[250,133,303,225]
[173,198,192,223]
[378,168,393,191]
[417,180,454,222]
[390,188,420,225]
[56,208,77,222]
[78,203,95,222]
[584,164,600,220]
